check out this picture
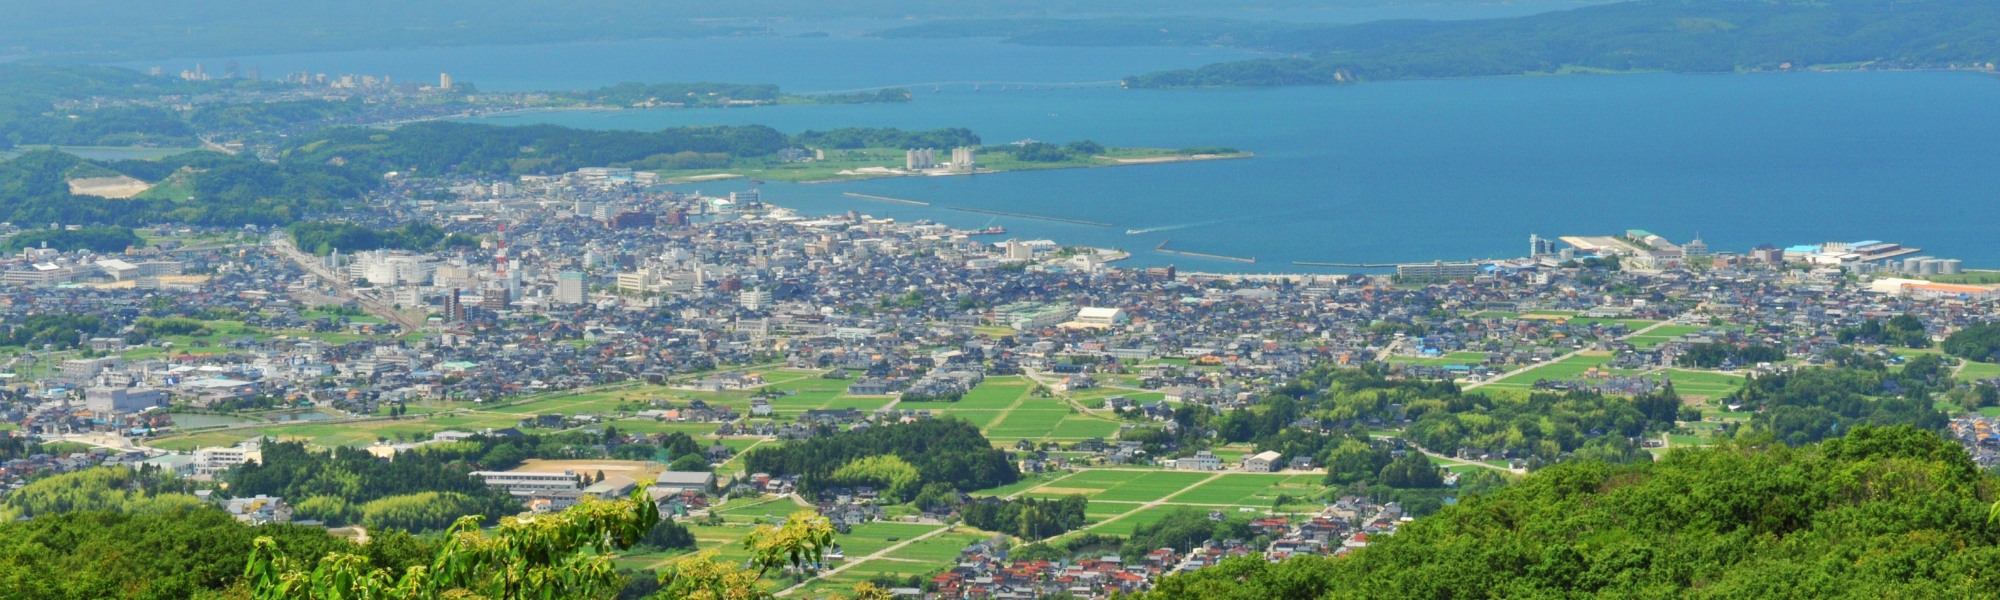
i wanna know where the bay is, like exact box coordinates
[481,71,2000,271]
[112,24,2000,272]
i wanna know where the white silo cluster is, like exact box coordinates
[1894,257,1963,275]
[905,148,938,170]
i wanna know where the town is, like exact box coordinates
[3,162,1999,599]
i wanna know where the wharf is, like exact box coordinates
[1156,240,1255,263]
[842,192,930,206]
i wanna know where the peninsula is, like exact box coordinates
[872,0,2000,87]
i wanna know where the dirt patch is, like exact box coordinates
[67,175,151,198]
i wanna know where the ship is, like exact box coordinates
[973,226,1007,235]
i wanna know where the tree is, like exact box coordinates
[1945,323,2000,363]
[667,453,712,473]
[1131,426,2000,599]
[244,483,659,600]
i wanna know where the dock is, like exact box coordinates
[843,192,929,206]
[941,206,1112,227]
[1156,240,1255,263]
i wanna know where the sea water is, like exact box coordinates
[121,30,2000,271]
[482,71,2000,271]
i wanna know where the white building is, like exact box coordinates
[1177,450,1222,471]
[349,250,439,286]
[1244,450,1284,472]
[194,441,263,476]
[739,289,773,310]
[473,470,584,497]
[1072,307,1127,327]
[84,387,168,413]
[555,271,586,304]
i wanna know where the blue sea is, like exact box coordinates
[124,20,2000,272]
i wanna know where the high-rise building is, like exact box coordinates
[1684,237,1709,257]
[1004,239,1033,260]
[1530,234,1556,257]
[739,289,773,310]
[555,272,585,305]
[440,73,453,89]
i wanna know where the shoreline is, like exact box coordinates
[773,152,1255,185]
[1123,64,2000,90]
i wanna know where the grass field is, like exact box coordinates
[1960,361,2000,380]
[1624,325,1707,349]
[885,531,994,562]
[1481,353,1639,390]
[1661,369,1745,397]
[1167,474,1321,506]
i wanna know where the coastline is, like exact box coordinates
[781,152,1255,184]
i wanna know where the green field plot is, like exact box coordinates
[955,381,1030,409]
[1168,474,1322,506]
[1481,354,1637,389]
[1388,351,1490,366]
[1085,506,1177,536]
[971,471,1065,498]
[1625,325,1707,349]
[148,430,259,451]
[715,498,799,523]
[930,409,1004,429]
[819,396,897,411]
[1960,361,2000,381]
[1093,471,1215,502]
[1565,318,1660,331]
[1084,502,1139,520]
[884,530,994,562]
[1660,369,1745,397]
[986,409,1070,439]
[831,522,943,557]
[1021,469,1150,498]
[1048,416,1121,439]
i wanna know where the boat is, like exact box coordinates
[750,179,765,185]
[974,226,1007,235]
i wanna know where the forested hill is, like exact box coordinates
[1133,426,2000,599]
[879,0,2000,86]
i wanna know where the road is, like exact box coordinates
[268,233,423,330]
[772,525,955,597]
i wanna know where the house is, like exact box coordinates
[1177,451,1221,471]
[1244,451,1283,472]
[847,378,893,395]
